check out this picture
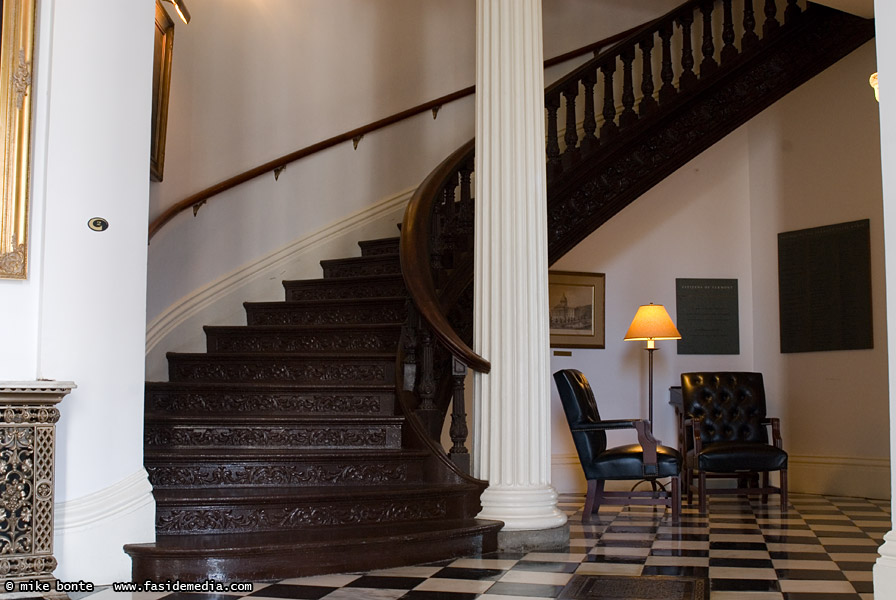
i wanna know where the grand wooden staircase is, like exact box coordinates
[127,0,874,582]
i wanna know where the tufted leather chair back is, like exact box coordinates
[553,369,608,464]
[680,372,769,445]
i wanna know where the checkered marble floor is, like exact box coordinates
[85,493,889,600]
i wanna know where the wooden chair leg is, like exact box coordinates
[583,479,597,521]
[698,472,707,513]
[686,468,693,505]
[780,468,788,511]
[761,471,770,504]
[671,475,681,521]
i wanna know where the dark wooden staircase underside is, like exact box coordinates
[127,1,874,583]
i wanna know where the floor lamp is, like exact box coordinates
[624,303,681,435]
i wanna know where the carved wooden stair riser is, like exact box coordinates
[144,418,405,450]
[204,324,402,354]
[145,382,397,416]
[166,353,396,385]
[283,274,406,302]
[144,451,429,488]
[358,236,401,256]
[244,297,407,326]
[151,485,478,535]
[320,254,401,279]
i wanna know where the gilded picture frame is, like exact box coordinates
[0,0,37,279]
[549,270,606,349]
[150,0,174,182]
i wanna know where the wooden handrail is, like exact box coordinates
[399,139,485,372]
[147,24,643,241]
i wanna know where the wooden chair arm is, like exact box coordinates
[571,418,641,432]
[633,420,659,476]
[686,416,704,454]
[762,417,783,449]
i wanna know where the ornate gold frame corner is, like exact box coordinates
[0,0,37,279]
[150,0,174,182]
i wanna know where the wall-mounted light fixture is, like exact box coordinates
[162,0,191,24]
[870,72,879,102]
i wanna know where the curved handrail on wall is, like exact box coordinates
[147,25,642,241]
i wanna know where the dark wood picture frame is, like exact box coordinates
[151,1,174,182]
[549,270,606,349]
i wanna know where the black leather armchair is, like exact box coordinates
[554,369,681,521]
[680,372,788,512]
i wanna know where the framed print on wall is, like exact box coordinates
[549,270,605,349]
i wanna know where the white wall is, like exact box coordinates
[550,41,888,499]
[748,41,888,497]
[4,0,157,584]
[146,0,682,374]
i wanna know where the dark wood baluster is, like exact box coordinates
[581,69,598,153]
[619,46,638,128]
[458,161,474,250]
[600,60,618,140]
[678,11,698,92]
[784,0,801,24]
[639,37,658,116]
[546,92,561,175]
[742,0,759,50]
[763,0,780,37]
[700,1,718,78]
[401,302,418,392]
[721,0,738,64]
[448,357,470,474]
[429,195,444,274]
[414,323,442,440]
[658,23,677,104]
[562,81,580,166]
[442,181,457,265]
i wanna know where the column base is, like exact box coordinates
[874,531,896,596]
[477,485,568,531]
[498,522,570,553]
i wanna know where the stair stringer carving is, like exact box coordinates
[546,5,875,263]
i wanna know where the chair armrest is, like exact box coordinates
[686,417,704,454]
[570,418,640,432]
[762,417,783,449]
[633,420,659,476]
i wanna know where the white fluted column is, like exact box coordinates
[472,0,566,531]
[875,1,896,596]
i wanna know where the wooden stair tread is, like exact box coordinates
[167,351,397,360]
[153,483,479,502]
[129,519,501,553]
[282,273,403,286]
[144,447,426,459]
[244,296,407,308]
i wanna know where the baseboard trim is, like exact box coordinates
[146,188,414,357]
[55,469,154,531]
[789,454,890,500]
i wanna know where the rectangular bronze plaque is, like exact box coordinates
[778,219,873,353]
[676,278,739,355]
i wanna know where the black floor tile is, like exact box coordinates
[247,585,334,599]
[710,578,781,592]
[769,551,831,560]
[430,567,504,581]
[345,576,426,589]
[481,582,566,597]
[709,541,768,551]
[400,592,479,600]
[640,565,708,577]
[508,561,579,573]
[649,549,709,557]
[709,557,773,568]
[775,569,847,580]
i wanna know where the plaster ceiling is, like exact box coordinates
[812,0,873,19]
